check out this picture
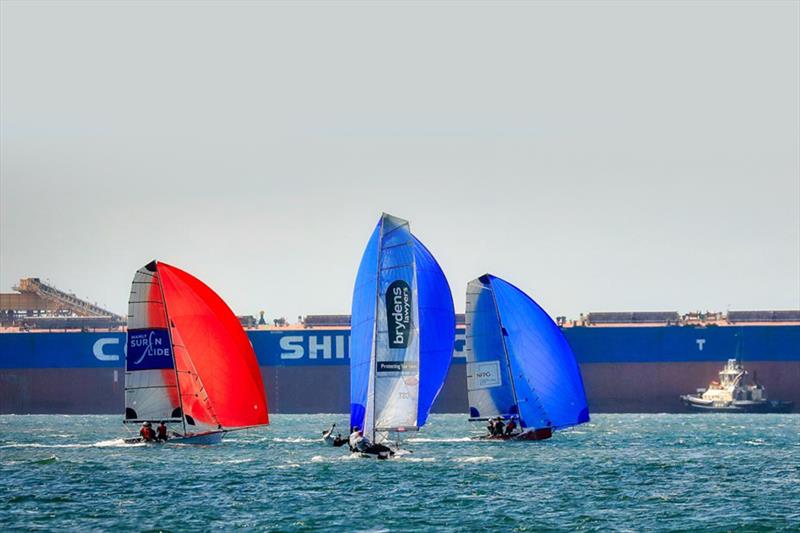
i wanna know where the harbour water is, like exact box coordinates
[1,414,798,531]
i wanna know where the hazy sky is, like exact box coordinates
[1,1,798,320]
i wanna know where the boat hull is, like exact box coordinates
[354,448,410,460]
[473,427,553,441]
[124,431,225,445]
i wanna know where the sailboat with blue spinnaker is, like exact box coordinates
[349,213,455,458]
[465,274,589,441]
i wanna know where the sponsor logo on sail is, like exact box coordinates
[376,361,419,374]
[386,280,412,348]
[466,360,502,390]
[126,329,174,370]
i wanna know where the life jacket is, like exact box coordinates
[140,427,154,440]
[157,426,167,438]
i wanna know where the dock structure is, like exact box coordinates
[1,278,123,329]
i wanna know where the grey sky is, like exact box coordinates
[1,0,798,320]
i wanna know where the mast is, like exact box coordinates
[369,214,386,443]
[154,262,187,436]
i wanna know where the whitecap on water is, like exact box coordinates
[272,437,318,444]
[452,456,494,463]
[209,458,256,465]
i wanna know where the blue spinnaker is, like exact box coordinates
[414,236,455,427]
[481,275,589,430]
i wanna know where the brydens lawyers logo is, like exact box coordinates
[127,329,173,370]
[386,280,412,348]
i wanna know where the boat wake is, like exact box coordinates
[1,443,93,449]
[94,438,145,447]
[406,437,472,443]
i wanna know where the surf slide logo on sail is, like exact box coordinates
[386,280,412,348]
[126,329,173,370]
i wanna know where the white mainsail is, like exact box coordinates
[124,263,182,426]
[364,214,421,442]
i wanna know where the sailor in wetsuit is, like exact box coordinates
[322,424,348,447]
[489,417,505,437]
[504,418,518,437]
[156,421,169,442]
[350,428,394,456]
[139,421,156,442]
[348,426,361,452]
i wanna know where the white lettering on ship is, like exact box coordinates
[279,336,304,359]
[280,335,348,360]
[696,339,706,351]
[93,338,121,362]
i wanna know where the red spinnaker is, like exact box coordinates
[158,263,269,429]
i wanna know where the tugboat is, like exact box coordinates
[680,358,793,413]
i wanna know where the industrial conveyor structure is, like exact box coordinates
[1,278,123,329]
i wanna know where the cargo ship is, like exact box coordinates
[1,278,798,414]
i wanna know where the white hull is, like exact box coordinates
[169,431,225,445]
[125,431,225,446]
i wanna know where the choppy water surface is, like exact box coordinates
[1,414,798,531]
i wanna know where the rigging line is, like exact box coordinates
[174,343,222,427]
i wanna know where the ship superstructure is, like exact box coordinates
[680,358,793,412]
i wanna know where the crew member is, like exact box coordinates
[354,431,372,453]
[504,418,517,436]
[348,426,361,452]
[354,431,393,456]
[139,421,155,442]
[156,421,169,442]
[323,424,348,447]
[491,417,505,437]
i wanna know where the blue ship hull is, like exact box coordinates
[1,325,798,413]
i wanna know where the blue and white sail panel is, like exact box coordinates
[465,277,517,420]
[350,213,455,443]
[349,221,381,432]
[414,236,456,428]
[491,275,590,430]
[125,262,180,423]
[372,214,420,436]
